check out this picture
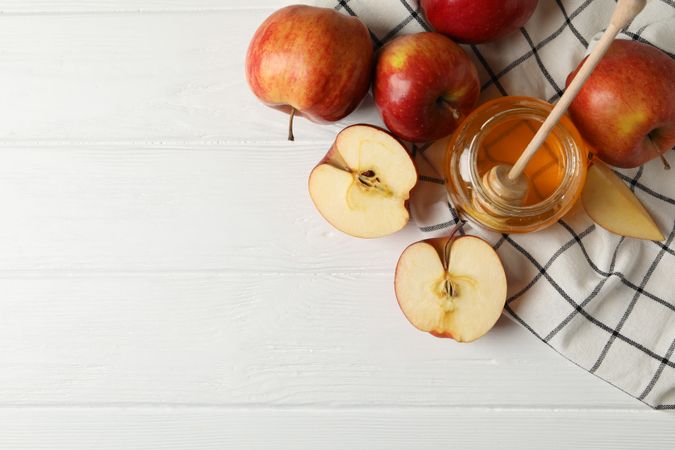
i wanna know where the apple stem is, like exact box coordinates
[660,154,671,170]
[450,220,467,237]
[442,220,467,273]
[441,221,468,300]
[442,239,452,272]
[288,107,296,142]
[439,98,460,121]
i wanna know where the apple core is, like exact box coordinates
[308,125,417,238]
[395,236,507,342]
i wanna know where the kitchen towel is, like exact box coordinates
[313,0,675,409]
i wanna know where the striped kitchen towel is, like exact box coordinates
[314,0,675,410]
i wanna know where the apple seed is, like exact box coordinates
[356,170,393,196]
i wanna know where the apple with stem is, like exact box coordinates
[246,5,374,141]
[395,225,507,342]
[308,125,417,238]
[567,39,675,169]
[374,32,480,143]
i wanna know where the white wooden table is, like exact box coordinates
[0,1,673,448]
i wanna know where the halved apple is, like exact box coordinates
[395,235,507,342]
[308,124,417,238]
[582,161,664,241]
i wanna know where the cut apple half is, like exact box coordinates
[395,235,507,342]
[308,124,417,238]
[582,161,664,241]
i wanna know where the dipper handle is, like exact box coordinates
[506,0,646,181]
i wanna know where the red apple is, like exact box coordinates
[308,124,417,238]
[374,32,480,143]
[245,5,374,140]
[395,235,507,342]
[566,39,675,168]
[421,0,539,44]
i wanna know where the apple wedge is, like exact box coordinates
[308,124,417,238]
[582,161,664,241]
[395,235,507,342]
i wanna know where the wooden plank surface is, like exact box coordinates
[1,408,673,450]
[0,0,293,13]
[0,1,671,448]
[0,144,415,272]
[0,10,380,144]
[0,273,640,408]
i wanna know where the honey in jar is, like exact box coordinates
[445,96,588,233]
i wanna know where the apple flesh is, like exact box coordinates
[567,39,675,168]
[582,161,664,241]
[374,32,480,143]
[245,5,374,140]
[308,125,417,238]
[421,0,539,44]
[395,235,507,342]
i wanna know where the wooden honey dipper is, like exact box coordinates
[482,0,646,206]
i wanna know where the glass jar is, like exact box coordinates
[445,96,588,233]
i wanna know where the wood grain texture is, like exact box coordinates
[0,1,665,447]
[0,145,419,272]
[0,10,383,144]
[1,408,673,450]
[0,273,640,407]
[0,0,293,13]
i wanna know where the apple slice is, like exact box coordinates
[308,124,417,238]
[582,161,664,241]
[395,235,507,342]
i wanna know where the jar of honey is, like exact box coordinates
[445,96,588,233]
